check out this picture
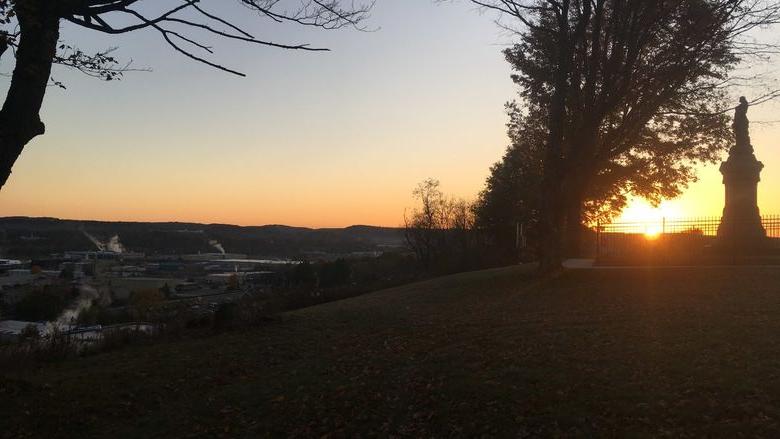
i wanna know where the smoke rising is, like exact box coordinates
[82,231,106,251]
[107,235,125,254]
[56,285,101,326]
[81,231,125,253]
[209,239,226,254]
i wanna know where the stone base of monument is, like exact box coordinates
[716,153,767,251]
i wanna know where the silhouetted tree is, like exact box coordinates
[404,179,450,269]
[470,0,780,271]
[404,179,477,271]
[0,0,372,189]
[474,103,544,260]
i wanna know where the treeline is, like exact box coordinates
[460,0,780,271]
[277,253,419,310]
[402,173,603,272]
[403,178,529,274]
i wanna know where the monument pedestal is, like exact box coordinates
[717,153,766,244]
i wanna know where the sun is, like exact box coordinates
[616,199,684,238]
[644,225,662,240]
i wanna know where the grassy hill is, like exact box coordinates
[4,265,780,437]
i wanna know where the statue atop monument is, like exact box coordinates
[718,96,765,244]
[732,96,753,156]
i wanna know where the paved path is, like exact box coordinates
[563,258,780,269]
[562,258,595,269]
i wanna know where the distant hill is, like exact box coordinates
[0,217,406,259]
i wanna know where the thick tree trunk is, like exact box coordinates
[537,11,571,276]
[563,179,586,257]
[0,1,60,190]
[537,171,565,273]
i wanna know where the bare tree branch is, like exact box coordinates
[55,0,373,76]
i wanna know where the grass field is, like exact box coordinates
[4,265,780,437]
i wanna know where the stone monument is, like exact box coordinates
[717,97,766,243]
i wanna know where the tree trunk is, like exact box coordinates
[563,179,586,258]
[537,171,565,273]
[537,10,571,276]
[0,1,60,190]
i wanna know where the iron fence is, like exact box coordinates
[595,215,780,263]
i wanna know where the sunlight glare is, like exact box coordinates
[644,225,661,239]
[617,199,683,237]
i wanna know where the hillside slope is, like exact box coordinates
[4,265,780,437]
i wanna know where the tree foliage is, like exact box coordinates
[473,104,543,259]
[470,0,780,269]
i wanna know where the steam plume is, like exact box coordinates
[56,285,100,326]
[82,231,106,251]
[209,239,226,254]
[81,231,125,253]
[107,235,125,253]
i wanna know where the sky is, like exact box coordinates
[0,0,778,228]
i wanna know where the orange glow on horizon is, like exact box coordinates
[1,1,780,229]
[0,96,778,228]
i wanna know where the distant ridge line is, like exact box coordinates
[0,216,402,231]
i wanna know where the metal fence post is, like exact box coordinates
[596,220,601,259]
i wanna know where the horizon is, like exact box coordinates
[0,214,400,230]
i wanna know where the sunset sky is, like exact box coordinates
[0,0,778,228]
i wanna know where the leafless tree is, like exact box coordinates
[404,178,476,271]
[0,0,373,189]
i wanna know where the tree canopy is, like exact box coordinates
[470,0,780,269]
